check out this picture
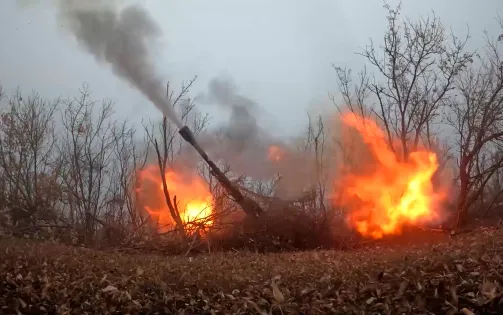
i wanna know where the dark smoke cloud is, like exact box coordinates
[197,76,269,177]
[56,0,182,127]
[193,76,319,200]
[204,76,259,153]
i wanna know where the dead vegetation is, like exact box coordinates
[1,227,502,314]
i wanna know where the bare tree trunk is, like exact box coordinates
[456,166,470,227]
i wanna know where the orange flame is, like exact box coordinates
[268,145,284,162]
[335,113,445,239]
[137,165,213,232]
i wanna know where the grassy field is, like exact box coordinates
[1,228,502,314]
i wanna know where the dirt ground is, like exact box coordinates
[1,227,503,314]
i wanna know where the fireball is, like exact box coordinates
[335,112,446,239]
[268,145,284,162]
[137,165,214,232]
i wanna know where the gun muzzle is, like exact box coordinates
[179,126,196,146]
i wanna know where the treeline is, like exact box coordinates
[0,5,502,252]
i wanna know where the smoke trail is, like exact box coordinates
[56,0,182,127]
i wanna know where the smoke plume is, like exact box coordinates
[56,0,182,127]
[196,76,271,178]
[195,76,319,200]
[205,76,259,153]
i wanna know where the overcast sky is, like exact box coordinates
[0,0,502,138]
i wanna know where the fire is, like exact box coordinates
[137,165,214,232]
[268,145,284,161]
[335,113,445,239]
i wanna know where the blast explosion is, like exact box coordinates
[334,112,447,239]
[136,165,214,232]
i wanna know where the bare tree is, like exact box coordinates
[297,113,330,213]
[102,124,149,243]
[332,3,472,159]
[59,83,129,245]
[290,113,336,242]
[483,152,503,216]
[143,76,210,239]
[0,88,62,233]
[445,22,503,226]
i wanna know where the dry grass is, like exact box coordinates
[1,228,503,314]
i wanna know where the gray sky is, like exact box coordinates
[0,0,502,138]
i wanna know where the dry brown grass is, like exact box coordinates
[1,227,503,314]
